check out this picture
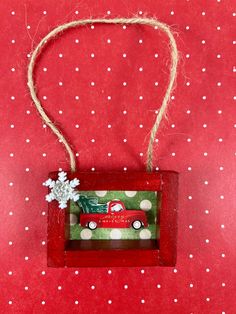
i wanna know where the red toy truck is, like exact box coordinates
[80,200,148,230]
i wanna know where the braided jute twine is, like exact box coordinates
[27,18,178,172]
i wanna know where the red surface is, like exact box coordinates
[0,0,235,313]
[48,171,177,267]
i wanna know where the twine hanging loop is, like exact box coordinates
[27,17,178,172]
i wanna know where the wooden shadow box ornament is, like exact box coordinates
[46,171,178,267]
[27,18,179,267]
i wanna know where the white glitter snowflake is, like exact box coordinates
[43,171,80,209]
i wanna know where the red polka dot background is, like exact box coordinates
[1,1,235,313]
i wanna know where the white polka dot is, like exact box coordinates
[139,229,151,239]
[110,229,122,239]
[80,229,92,240]
[125,191,137,197]
[140,200,152,211]
[70,214,78,225]
[95,191,107,197]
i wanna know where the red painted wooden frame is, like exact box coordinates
[47,171,178,267]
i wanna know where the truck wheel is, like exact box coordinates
[132,220,142,230]
[88,221,97,230]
